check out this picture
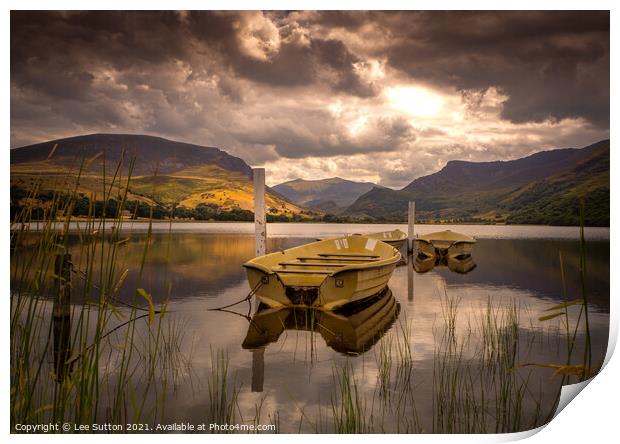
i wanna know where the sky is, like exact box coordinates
[10,10,610,188]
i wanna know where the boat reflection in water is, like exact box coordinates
[413,253,477,274]
[242,287,400,356]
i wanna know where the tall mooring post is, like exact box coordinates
[53,253,72,319]
[407,201,416,298]
[252,169,267,390]
[407,258,414,302]
[408,201,416,255]
[253,168,266,257]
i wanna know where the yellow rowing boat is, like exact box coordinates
[242,287,400,355]
[415,230,476,258]
[318,229,408,250]
[243,236,401,310]
[364,229,408,249]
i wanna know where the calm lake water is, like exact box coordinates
[12,223,610,433]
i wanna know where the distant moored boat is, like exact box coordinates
[317,229,408,250]
[415,229,476,259]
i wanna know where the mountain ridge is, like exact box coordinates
[343,139,609,226]
[273,177,380,213]
[10,133,609,225]
[10,133,253,177]
[402,145,598,194]
[10,133,317,220]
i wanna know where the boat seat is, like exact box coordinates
[278,262,346,267]
[296,256,376,262]
[317,253,379,258]
[273,269,333,274]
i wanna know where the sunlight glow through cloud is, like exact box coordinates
[386,86,444,118]
[10,11,610,188]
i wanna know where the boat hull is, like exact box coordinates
[415,230,475,259]
[318,261,398,310]
[246,260,399,310]
[381,238,406,250]
[415,239,436,258]
[318,229,407,251]
[244,236,400,310]
[368,230,407,250]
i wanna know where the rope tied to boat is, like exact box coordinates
[207,279,263,312]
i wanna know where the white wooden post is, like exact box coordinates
[253,168,266,257]
[408,201,416,254]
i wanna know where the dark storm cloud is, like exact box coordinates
[11,11,609,132]
[10,10,610,186]
[381,11,610,127]
[185,11,375,95]
[11,11,190,71]
[312,39,377,97]
[232,112,415,158]
[11,11,376,111]
[11,11,194,131]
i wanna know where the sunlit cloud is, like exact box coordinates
[385,86,444,118]
[10,11,609,188]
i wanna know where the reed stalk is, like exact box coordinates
[206,348,239,430]
[10,152,189,431]
[331,361,369,433]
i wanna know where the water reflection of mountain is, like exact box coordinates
[62,234,312,304]
[16,234,609,312]
[243,287,400,355]
[434,239,609,310]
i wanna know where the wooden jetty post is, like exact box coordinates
[408,201,416,255]
[53,253,72,319]
[253,168,266,257]
[407,256,414,301]
[53,253,72,381]
[407,201,416,299]
[251,168,267,390]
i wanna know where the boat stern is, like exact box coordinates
[243,265,288,308]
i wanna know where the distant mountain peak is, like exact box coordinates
[273,176,380,210]
[10,132,319,219]
[11,132,252,178]
[282,176,353,185]
[344,139,609,227]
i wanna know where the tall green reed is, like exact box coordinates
[431,293,546,433]
[331,361,369,433]
[206,348,240,429]
[10,150,189,431]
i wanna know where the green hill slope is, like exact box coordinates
[11,133,318,220]
[344,140,609,226]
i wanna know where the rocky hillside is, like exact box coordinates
[343,140,609,226]
[10,133,318,220]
